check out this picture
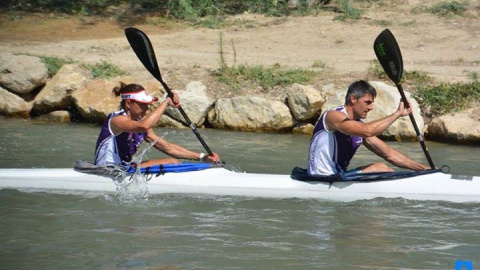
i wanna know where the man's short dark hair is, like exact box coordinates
[344,80,377,105]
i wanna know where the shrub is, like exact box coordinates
[82,60,127,78]
[414,81,480,117]
[39,56,75,77]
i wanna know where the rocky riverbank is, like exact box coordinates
[1,1,479,144]
[0,52,478,144]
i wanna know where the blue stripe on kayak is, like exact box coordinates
[126,162,213,174]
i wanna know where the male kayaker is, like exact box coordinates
[94,82,220,167]
[307,80,429,177]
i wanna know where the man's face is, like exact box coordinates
[352,93,374,119]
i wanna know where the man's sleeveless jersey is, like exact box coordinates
[308,106,363,175]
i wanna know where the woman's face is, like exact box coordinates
[127,100,149,120]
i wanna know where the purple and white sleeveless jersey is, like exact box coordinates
[307,106,364,176]
[94,109,146,166]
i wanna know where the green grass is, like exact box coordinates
[37,55,127,79]
[3,0,345,23]
[412,1,468,18]
[464,70,479,82]
[312,60,326,68]
[81,60,127,79]
[403,70,433,84]
[428,1,467,17]
[414,81,480,117]
[215,64,317,91]
[39,56,75,78]
[368,59,479,117]
[334,0,363,21]
[214,31,317,91]
[368,60,433,84]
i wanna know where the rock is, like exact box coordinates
[0,86,32,118]
[319,83,343,110]
[367,81,424,140]
[72,77,161,123]
[31,64,89,116]
[34,110,71,124]
[72,79,119,123]
[209,96,294,132]
[164,81,214,127]
[157,114,187,128]
[286,83,325,121]
[293,123,315,135]
[427,107,480,144]
[0,52,48,94]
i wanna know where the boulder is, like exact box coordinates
[321,84,344,113]
[72,77,161,123]
[157,114,187,129]
[31,64,89,116]
[0,52,48,94]
[293,123,315,135]
[72,80,119,123]
[0,86,32,118]
[286,83,325,121]
[427,107,480,144]
[367,81,424,140]
[34,110,71,124]
[164,81,214,127]
[209,96,294,132]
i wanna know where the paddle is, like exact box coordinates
[124,27,214,156]
[373,28,435,169]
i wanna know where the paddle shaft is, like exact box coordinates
[396,83,435,169]
[124,27,213,156]
[160,79,214,156]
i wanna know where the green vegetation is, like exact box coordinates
[368,59,388,79]
[38,55,127,79]
[312,60,326,68]
[81,60,127,79]
[1,0,335,23]
[368,60,433,84]
[464,70,479,82]
[368,59,480,117]
[427,1,468,17]
[39,56,75,78]
[214,32,316,91]
[414,81,480,117]
[403,70,433,84]
[412,1,468,18]
[334,0,363,21]
[216,64,317,91]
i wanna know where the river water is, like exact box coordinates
[1,117,479,269]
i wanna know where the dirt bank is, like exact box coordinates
[1,1,479,100]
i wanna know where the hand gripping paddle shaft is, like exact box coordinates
[373,28,435,169]
[124,27,213,156]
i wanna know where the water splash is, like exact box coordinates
[115,141,158,201]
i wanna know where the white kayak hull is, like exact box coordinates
[0,168,479,202]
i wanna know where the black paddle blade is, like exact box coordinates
[125,27,162,82]
[374,28,403,84]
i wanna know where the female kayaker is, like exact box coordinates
[94,82,220,167]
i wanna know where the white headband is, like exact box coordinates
[121,90,158,103]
